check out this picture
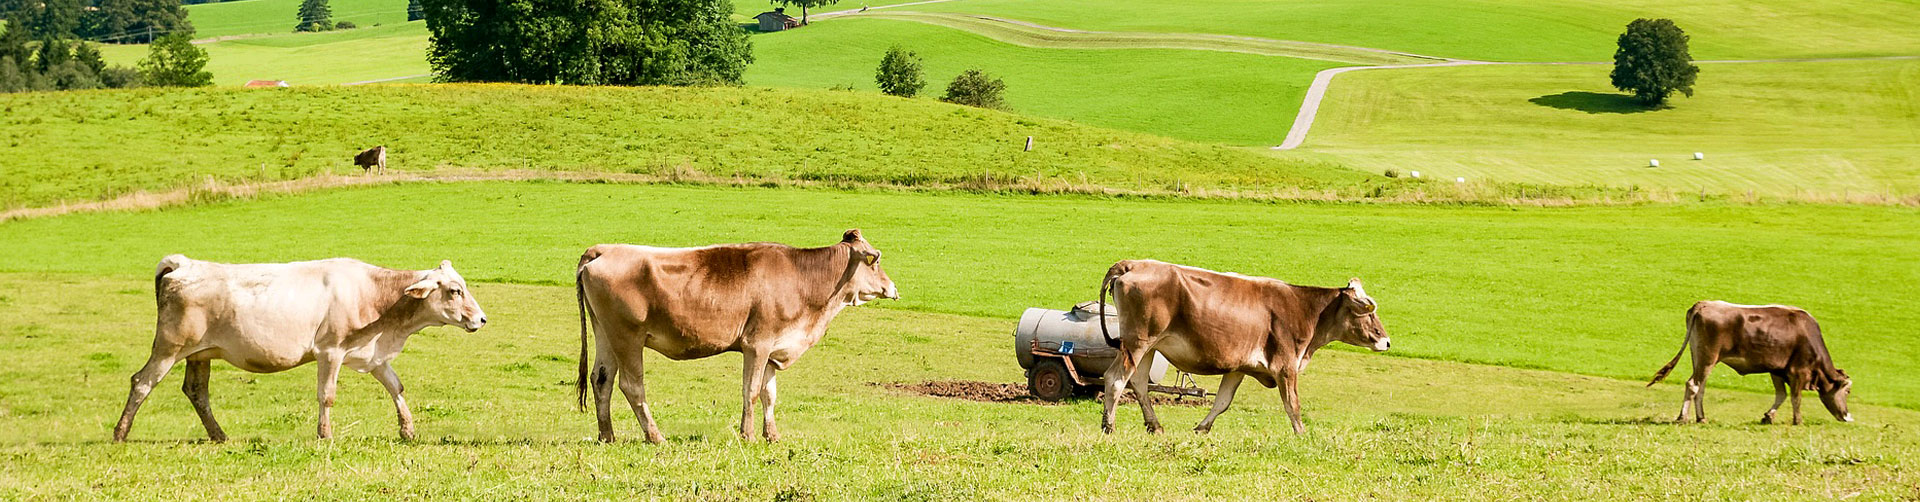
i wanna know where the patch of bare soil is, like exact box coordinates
[876,380,1209,407]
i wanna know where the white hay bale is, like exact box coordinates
[1693,152,1704,160]
[1410,170,1421,178]
[1455,177,1466,183]
[1649,159,1661,167]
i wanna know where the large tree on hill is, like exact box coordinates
[771,0,835,25]
[83,0,192,44]
[423,0,751,86]
[1611,18,1699,106]
[296,0,333,32]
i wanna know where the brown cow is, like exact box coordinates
[575,229,898,443]
[354,146,387,174]
[1097,260,1389,435]
[1648,301,1853,425]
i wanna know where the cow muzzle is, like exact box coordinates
[883,285,900,300]
[1372,338,1391,352]
[464,315,488,333]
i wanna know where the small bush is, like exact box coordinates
[335,20,357,30]
[1383,169,1400,178]
[874,46,924,98]
[940,69,1006,110]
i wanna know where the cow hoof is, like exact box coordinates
[1760,415,1774,425]
[1101,424,1114,434]
[1192,425,1212,435]
[209,433,229,443]
[644,433,666,444]
[1145,424,1164,434]
[597,433,617,443]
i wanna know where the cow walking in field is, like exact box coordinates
[1097,260,1390,435]
[114,255,488,442]
[354,146,387,174]
[1648,301,1853,425]
[575,229,898,443]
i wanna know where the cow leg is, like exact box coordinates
[181,360,227,442]
[1193,373,1244,434]
[759,364,780,442]
[1690,365,1712,423]
[371,363,415,441]
[1128,359,1164,434]
[1762,373,1788,425]
[113,351,179,442]
[1789,373,1806,425]
[314,351,344,439]
[592,332,619,442]
[1279,372,1305,434]
[614,349,665,444]
[739,351,771,441]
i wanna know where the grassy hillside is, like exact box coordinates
[1301,59,1920,197]
[95,22,430,86]
[4,182,1917,408]
[748,17,1337,145]
[186,0,412,38]
[0,85,1383,210]
[912,0,1920,61]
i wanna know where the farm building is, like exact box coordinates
[244,80,289,88]
[755,8,798,31]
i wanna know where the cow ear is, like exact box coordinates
[439,259,453,270]
[404,278,437,299]
[842,229,863,243]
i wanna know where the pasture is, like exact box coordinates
[1299,59,1920,197]
[184,0,413,39]
[95,22,431,86]
[2,182,1918,498]
[746,17,1338,145]
[906,0,1920,61]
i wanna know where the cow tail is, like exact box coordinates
[575,248,602,412]
[1099,263,1126,349]
[1647,305,1699,387]
[154,254,189,309]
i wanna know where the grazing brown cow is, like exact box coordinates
[354,146,387,174]
[1097,260,1389,435]
[1648,301,1853,425]
[575,229,898,443]
[115,255,487,442]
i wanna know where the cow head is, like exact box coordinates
[1332,278,1390,352]
[404,260,489,332]
[1818,369,1853,422]
[839,229,899,305]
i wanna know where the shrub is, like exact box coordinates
[1383,169,1399,178]
[874,46,924,98]
[1611,18,1699,105]
[335,21,357,29]
[139,32,212,87]
[940,68,1006,110]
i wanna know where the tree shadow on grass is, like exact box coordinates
[1529,91,1665,114]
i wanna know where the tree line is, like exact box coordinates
[0,0,191,44]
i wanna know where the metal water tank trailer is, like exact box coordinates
[1014,302,1170,400]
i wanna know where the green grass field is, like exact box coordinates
[910,0,1920,61]
[95,21,430,86]
[1300,59,1920,197]
[2,182,1919,498]
[185,0,412,38]
[747,17,1338,145]
[4,182,1917,406]
[0,85,1398,210]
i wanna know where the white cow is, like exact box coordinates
[113,255,488,442]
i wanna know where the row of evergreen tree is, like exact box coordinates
[1,16,211,92]
[0,0,192,44]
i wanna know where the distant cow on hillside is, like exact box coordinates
[354,146,387,174]
[1648,301,1853,425]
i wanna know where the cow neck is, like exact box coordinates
[355,268,434,337]
[793,243,862,312]
[1301,287,1348,356]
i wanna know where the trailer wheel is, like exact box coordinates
[1028,359,1074,401]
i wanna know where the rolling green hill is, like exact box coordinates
[186,0,412,38]
[0,85,1386,210]
[747,17,1338,145]
[1301,59,1920,197]
[95,21,430,86]
[909,0,1920,61]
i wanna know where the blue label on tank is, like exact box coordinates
[1060,341,1075,354]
